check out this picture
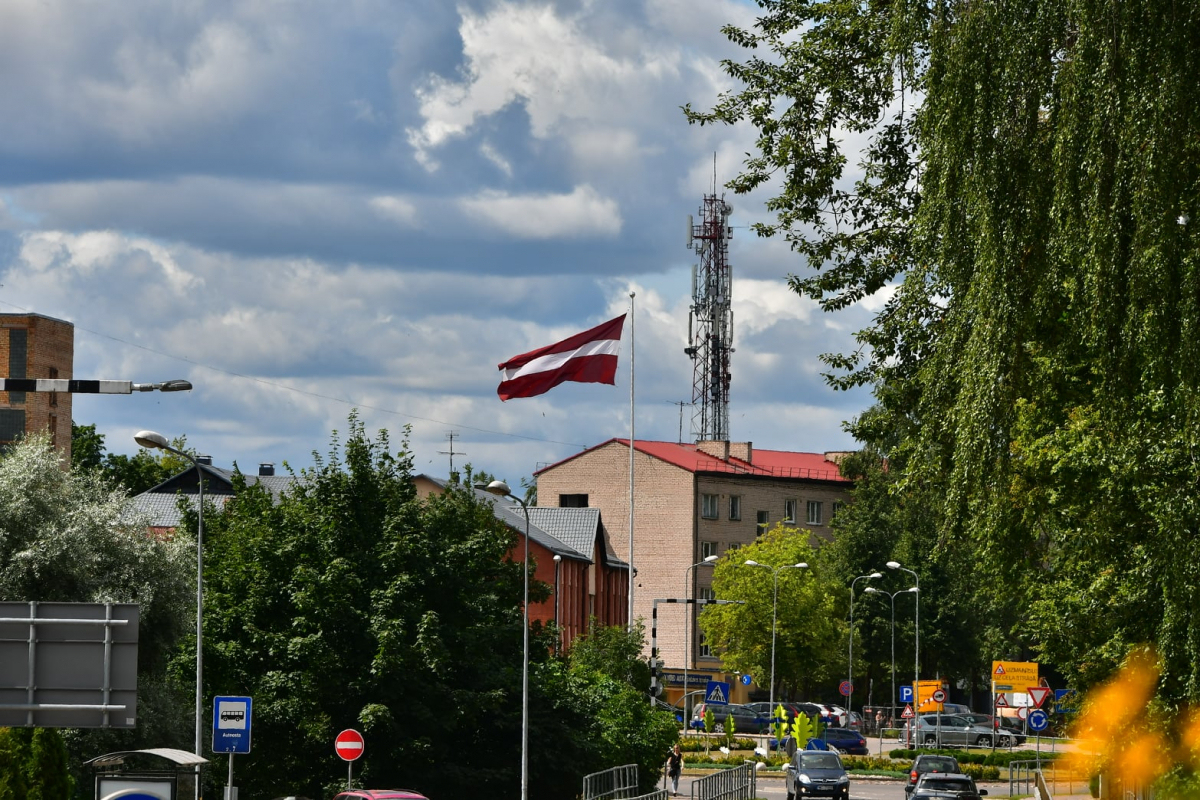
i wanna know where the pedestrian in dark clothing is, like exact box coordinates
[666,743,683,795]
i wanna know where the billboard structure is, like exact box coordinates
[0,601,139,728]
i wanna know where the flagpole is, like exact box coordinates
[628,291,636,632]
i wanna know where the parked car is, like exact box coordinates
[817,726,869,755]
[792,702,846,727]
[745,701,795,725]
[690,702,771,734]
[956,712,1027,745]
[784,748,850,800]
[332,792,430,800]
[904,714,1005,748]
[911,772,988,800]
[905,754,962,796]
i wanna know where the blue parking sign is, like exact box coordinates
[899,685,913,703]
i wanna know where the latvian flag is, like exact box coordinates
[497,314,626,401]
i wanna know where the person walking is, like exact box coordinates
[665,743,683,796]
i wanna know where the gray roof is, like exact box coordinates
[126,465,300,528]
[475,490,592,562]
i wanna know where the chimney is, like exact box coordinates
[197,455,212,466]
[730,442,753,463]
[697,440,731,460]
[259,463,275,477]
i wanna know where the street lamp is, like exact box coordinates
[887,561,920,716]
[742,560,808,738]
[864,586,918,742]
[683,555,718,720]
[848,572,881,719]
[478,480,531,800]
[133,430,205,800]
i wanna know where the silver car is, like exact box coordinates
[906,714,1004,748]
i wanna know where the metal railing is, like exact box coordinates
[1009,760,1090,799]
[689,761,756,800]
[583,764,668,800]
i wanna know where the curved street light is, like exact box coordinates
[848,572,881,718]
[864,585,918,746]
[683,555,718,721]
[741,559,808,740]
[887,561,920,717]
[478,480,531,800]
[134,430,204,800]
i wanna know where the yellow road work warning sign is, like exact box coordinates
[992,660,1038,692]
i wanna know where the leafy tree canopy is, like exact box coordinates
[690,0,1200,708]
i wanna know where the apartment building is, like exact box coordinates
[535,438,853,705]
[0,313,74,460]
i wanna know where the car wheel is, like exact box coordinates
[714,722,725,734]
[998,735,1012,748]
[975,735,992,747]
[923,734,937,746]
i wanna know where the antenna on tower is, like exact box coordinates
[439,431,465,476]
[667,401,694,443]
[684,171,735,443]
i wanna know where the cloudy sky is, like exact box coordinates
[0,0,879,486]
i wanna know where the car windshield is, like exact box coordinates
[921,778,975,792]
[798,752,842,770]
[919,757,960,772]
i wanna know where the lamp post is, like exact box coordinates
[683,555,718,720]
[133,430,204,800]
[848,572,881,720]
[479,480,531,800]
[742,560,808,737]
[864,586,918,740]
[887,561,920,718]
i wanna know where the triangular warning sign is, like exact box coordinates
[1027,687,1052,708]
[995,693,1009,707]
[707,684,727,703]
[994,664,1007,675]
[901,704,914,719]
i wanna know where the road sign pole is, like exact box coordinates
[348,760,352,791]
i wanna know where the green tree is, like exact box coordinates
[690,0,1200,713]
[0,432,194,795]
[698,527,843,700]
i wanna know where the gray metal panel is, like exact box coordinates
[0,602,139,728]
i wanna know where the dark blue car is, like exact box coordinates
[774,727,869,756]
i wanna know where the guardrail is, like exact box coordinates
[583,764,668,800]
[1009,760,1090,798]
[689,761,757,800]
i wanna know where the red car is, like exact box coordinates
[332,792,430,800]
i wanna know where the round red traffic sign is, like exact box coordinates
[932,688,947,703]
[335,728,365,762]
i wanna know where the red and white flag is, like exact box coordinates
[497,314,626,401]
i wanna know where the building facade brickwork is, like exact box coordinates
[0,313,74,462]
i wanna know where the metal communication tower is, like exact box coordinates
[685,193,734,442]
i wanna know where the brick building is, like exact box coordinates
[534,438,853,705]
[415,475,629,650]
[0,313,74,461]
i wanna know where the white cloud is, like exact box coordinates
[369,195,419,226]
[458,185,621,239]
[406,2,680,170]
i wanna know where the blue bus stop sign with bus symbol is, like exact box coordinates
[212,696,252,754]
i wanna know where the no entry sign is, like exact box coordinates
[335,729,365,762]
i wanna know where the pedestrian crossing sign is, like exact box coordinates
[705,680,730,705]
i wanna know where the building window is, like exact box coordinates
[697,586,715,601]
[698,629,713,658]
[701,493,719,519]
[559,494,589,508]
[784,499,797,523]
[832,501,845,519]
[756,510,769,536]
[0,409,25,445]
[729,495,741,520]
[48,414,57,449]
[807,501,823,526]
[7,329,27,405]
[700,540,718,559]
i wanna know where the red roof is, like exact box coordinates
[537,439,850,482]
